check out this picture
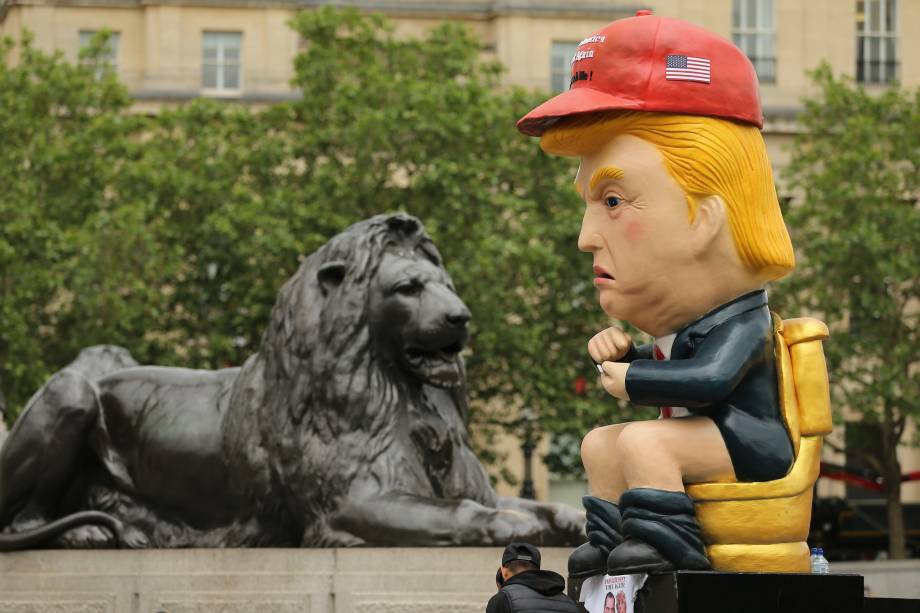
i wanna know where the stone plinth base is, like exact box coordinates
[0,547,572,613]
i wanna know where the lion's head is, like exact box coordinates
[259,213,472,422]
[229,214,497,543]
[364,236,470,388]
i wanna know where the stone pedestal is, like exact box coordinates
[0,547,571,613]
[7,548,915,613]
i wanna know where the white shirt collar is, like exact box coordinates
[654,333,677,360]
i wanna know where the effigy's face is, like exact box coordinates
[576,133,698,335]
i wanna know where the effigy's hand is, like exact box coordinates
[599,361,630,400]
[588,326,633,363]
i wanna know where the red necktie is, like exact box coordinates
[653,344,673,419]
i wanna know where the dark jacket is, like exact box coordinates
[486,569,580,613]
[623,290,794,482]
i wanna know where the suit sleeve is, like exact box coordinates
[622,343,653,362]
[625,315,767,409]
[486,591,512,613]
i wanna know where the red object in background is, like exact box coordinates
[819,463,920,492]
[517,9,763,136]
[820,466,885,493]
[574,376,587,396]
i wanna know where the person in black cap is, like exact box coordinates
[486,543,580,613]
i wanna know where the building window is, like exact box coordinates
[78,30,120,75]
[550,41,579,94]
[857,0,898,84]
[202,31,242,93]
[732,0,776,83]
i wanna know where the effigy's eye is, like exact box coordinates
[604,196,622,209]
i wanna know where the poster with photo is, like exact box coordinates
[580,573,647,613]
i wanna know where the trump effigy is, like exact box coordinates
[516,8,833,588]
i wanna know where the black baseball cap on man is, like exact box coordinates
[501,542,541,568]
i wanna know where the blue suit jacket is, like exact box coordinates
[623,290,794,482]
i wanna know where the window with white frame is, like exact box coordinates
[78,30,120,75]
[732,0,776,84]
[857,0,898,84]
[202,31,242,93]
[550,41,579,94]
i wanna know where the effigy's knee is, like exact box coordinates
[613,423,662,464]
[580,424,626,466]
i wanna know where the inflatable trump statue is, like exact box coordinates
[517,10,833,581]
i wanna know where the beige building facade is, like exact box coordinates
[2,0,919,506]
[5,1,919,118]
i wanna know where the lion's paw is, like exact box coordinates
[118,524,150,549]
[491,508,545,544]
[57,525,118,549]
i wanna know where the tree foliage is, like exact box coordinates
[0,31,143,409]
[0,10,638,474]
[775,64,920,558]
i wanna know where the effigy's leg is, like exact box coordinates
[611,488,710,573]
[581,422,631,501]
[606,417,735,574]
[614,417,735,491]
[568,423,631,578]
[569,495,623,579]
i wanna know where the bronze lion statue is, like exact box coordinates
[0,214,583,549]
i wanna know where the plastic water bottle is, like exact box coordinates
[810,547,830,574]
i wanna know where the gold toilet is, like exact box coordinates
[686,316,832,573]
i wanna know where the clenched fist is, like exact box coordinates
[587,326,633,363]
[588,327,632,401]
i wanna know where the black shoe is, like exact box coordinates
[607,539,676,574]
[583,495,623,551]
[616,488,712,572]
[569,541,608,578]
[568,496,624,579]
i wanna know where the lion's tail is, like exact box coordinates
[0,511,124,552]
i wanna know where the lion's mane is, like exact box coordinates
[223,214,495,546]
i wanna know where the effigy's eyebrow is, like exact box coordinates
[574,165,626,197]
[589,165,625,192]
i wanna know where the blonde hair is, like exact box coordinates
[541,111,794,278]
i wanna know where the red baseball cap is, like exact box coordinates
[517,10,763,136]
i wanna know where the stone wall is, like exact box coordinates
[834,559,920,599]
[2,548,916,611]
[0,547,571,613]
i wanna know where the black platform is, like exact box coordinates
[634,571,865,613]
[862,597,920,613]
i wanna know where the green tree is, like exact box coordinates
[776,64,920,559]
[108,99,312,369]
[0,31,151,410]
[285,8,640,469]
[0,11,635,482]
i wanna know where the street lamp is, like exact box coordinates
[518,407,537,500]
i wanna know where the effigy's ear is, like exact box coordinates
[316,260,346,296]
[690,195,728,256]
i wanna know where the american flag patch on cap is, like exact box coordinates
[665,54,711,83]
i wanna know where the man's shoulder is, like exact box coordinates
[501,578,580,611]
[486,589,511,613]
